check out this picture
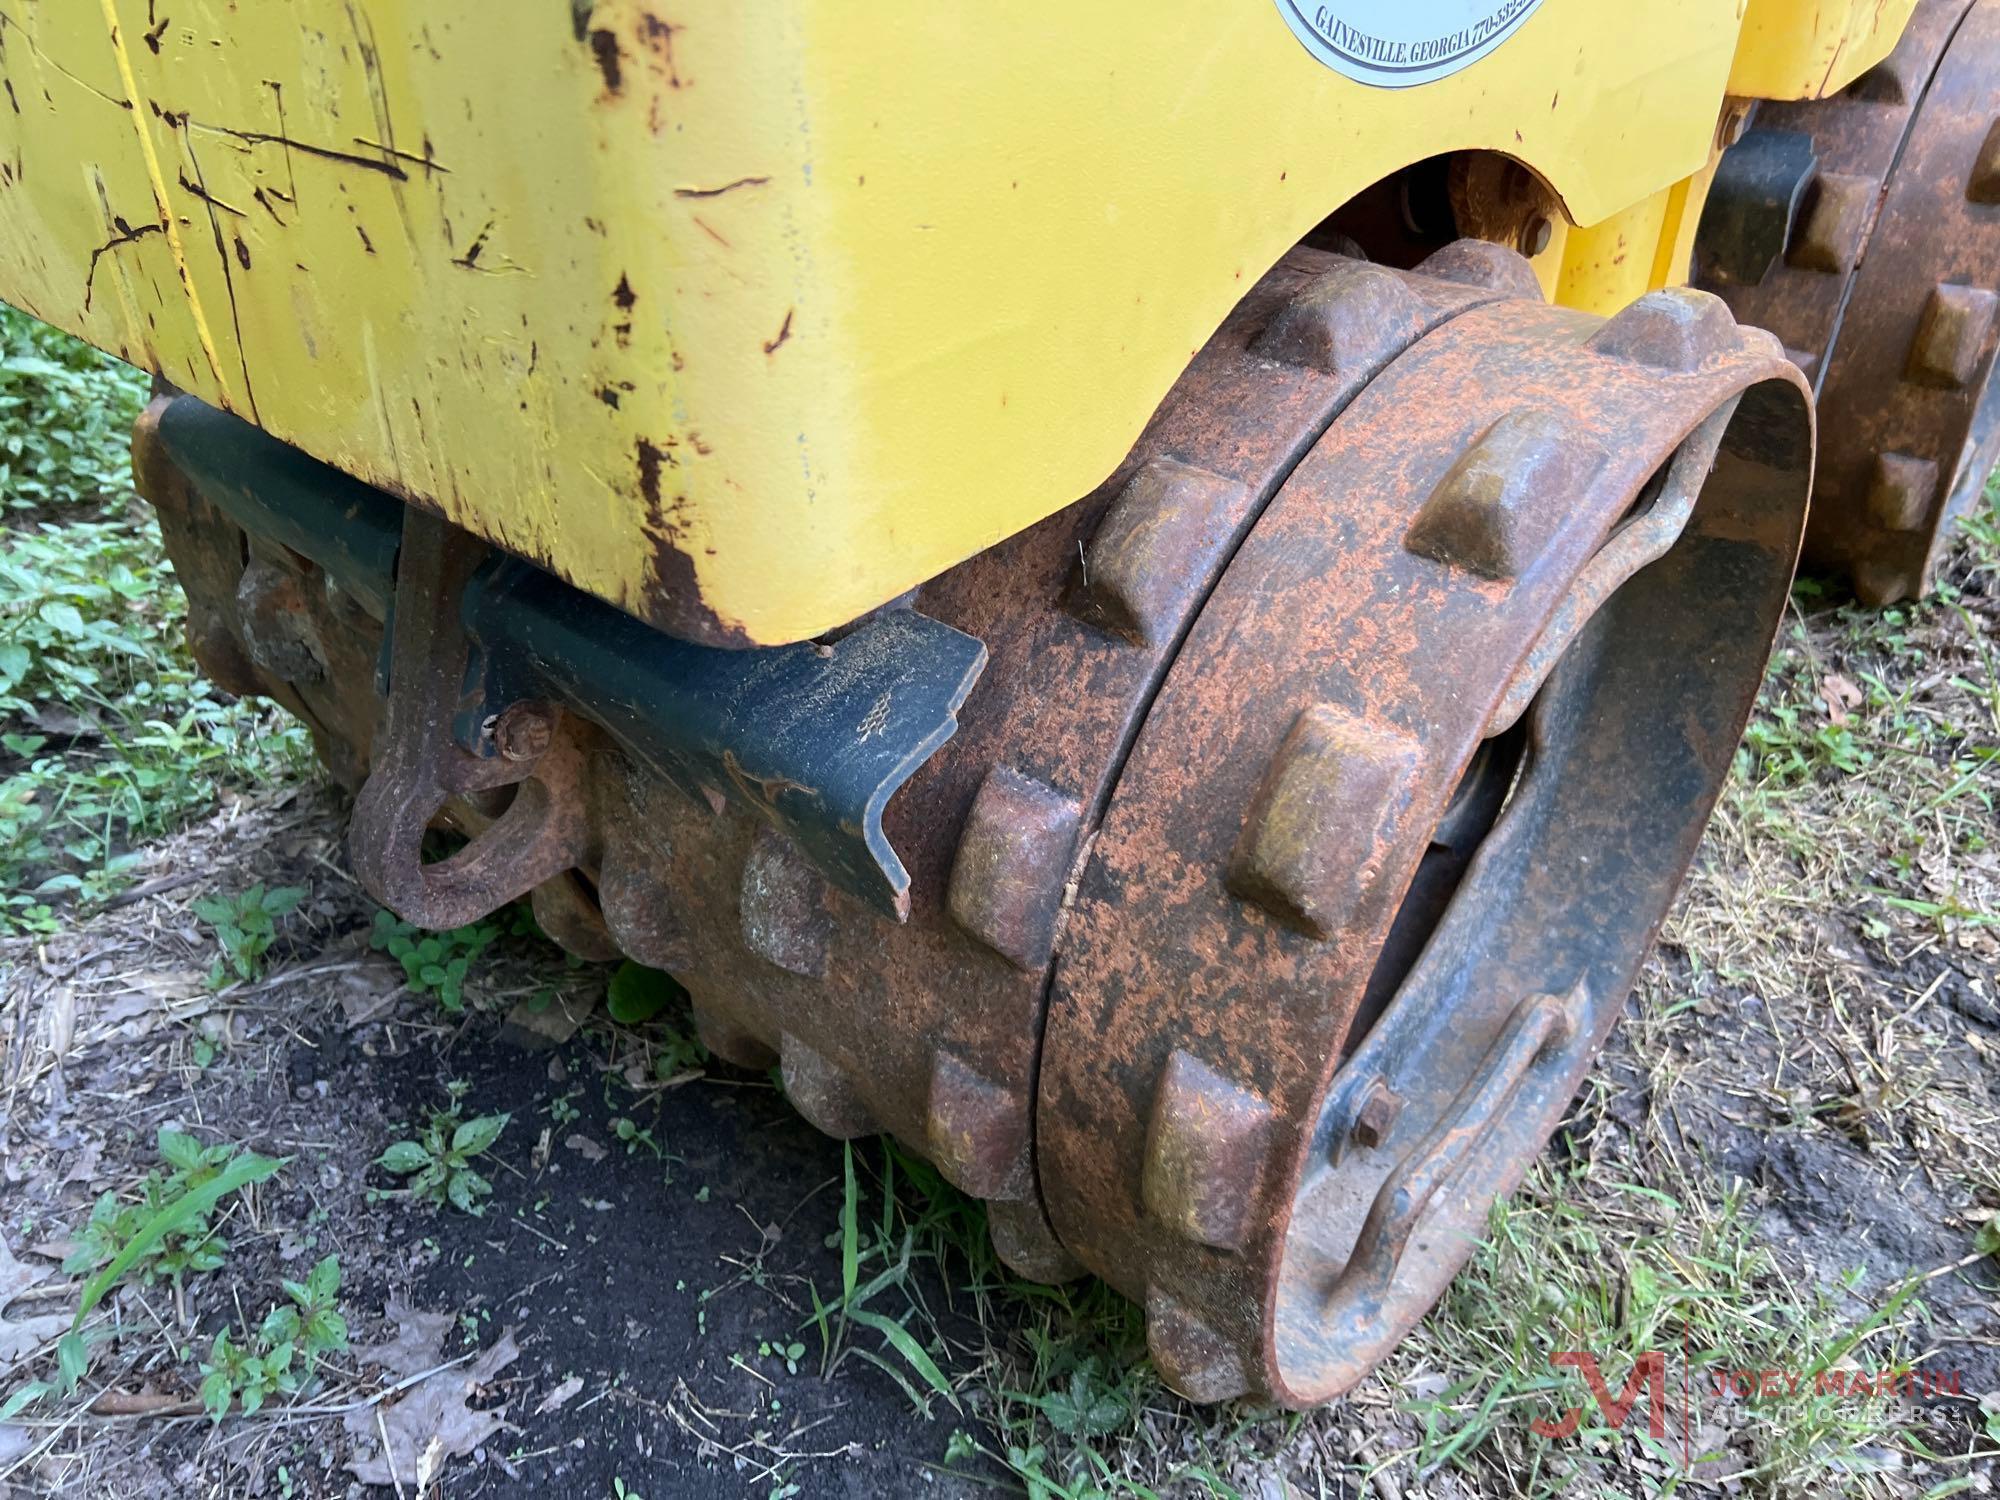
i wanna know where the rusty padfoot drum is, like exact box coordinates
[1038,285,1811,1404]
[135,243,1812,1405]
[1700,0,2000,603]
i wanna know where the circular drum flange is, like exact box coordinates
[1037,289,1812,1404]
[1698,0,2000,602]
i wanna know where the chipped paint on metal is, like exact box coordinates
[94,0,229,397]
[1730,0,1919,99]
[0,0,1859,644]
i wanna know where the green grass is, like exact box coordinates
[1399,1166,1937,1497]
[803,1139,1278,1497]
[1712,485,2000,975]
[0,303,310,931]
[801,1136,1953,1499]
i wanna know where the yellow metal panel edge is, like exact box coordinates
[1556,157,1723,316]
[737,0,1750,641]
[0,3,224,400]
[1730,0,1918,99]
[5,0,1761,644]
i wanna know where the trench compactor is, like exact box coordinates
[3,0,1996,1404]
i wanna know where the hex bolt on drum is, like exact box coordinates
[1698,0,2000,603]
[132,244,1811,1404]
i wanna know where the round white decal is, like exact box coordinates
[1272,0,1548,88]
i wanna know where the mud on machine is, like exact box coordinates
[6,0,1996,1403]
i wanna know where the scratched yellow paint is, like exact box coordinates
[1556,163,1724,318]
[0,0,1915,645]
[1731,0,1918,100]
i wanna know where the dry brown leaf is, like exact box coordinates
[59,1141,101,1188]
[0,1235,53,1307]
[345,1328,520,1489]
[0,1234,67,1365]
[533,1373,584,1416]
[1820,672,1863,724]
[350,1302,457,1379]
[113,969,210,1004]
[89,972,211,1041]
[336,964,404,1030]
[42,985,75,1060]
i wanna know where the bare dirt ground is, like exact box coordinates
[2,365,1999,1494]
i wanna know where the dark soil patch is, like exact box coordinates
[369,1025,995,1498]
[0,793,1009,1498]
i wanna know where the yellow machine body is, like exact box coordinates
[0,0,1911,645]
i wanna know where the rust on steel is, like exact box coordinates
[1700,0,1972,373]
[136,396,384,794]
[1808,0,2000,602]
[347,510,594,931]
[142,244,1525,1278]
[135,240,1812,1405]
[612,243,1519,1273]
[1702,0,2000,602]
[1037,287,1810,1406]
